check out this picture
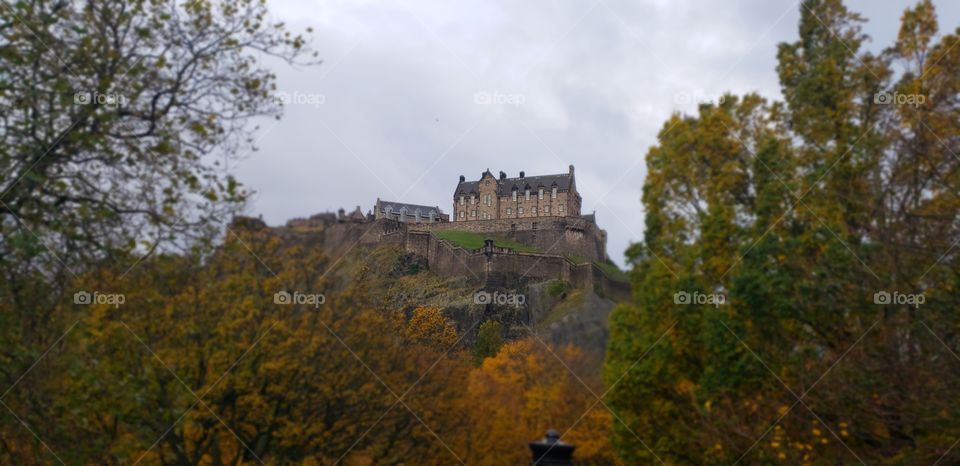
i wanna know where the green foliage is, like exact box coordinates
[606,1,960,464]
[472,320,505,364]
[546,279,567,297]
[433,229,538,252]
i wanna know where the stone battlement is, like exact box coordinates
[407,215,608,262]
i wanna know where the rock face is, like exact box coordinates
[525,281,617,354]
[236,213,627,357]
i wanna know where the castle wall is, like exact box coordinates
[274,215,627,300]
[408,216,607,262]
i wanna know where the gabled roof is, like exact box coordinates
[379,200,442,217]
[454,171,575,197]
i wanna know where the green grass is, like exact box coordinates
[432,230,538,253]
[545,279,567,297]
[593,261,629,283]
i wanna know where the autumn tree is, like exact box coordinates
[606,0,960,464]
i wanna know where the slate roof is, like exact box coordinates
[455,171,575,197]
[378,200,443,217]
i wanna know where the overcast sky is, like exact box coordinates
[234,0,960,267]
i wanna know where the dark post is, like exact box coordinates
[529,429,575,465]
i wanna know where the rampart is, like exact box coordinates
[406,216,608,262]
[279,216,627,300]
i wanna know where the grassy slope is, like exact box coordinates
[432,230,539,253]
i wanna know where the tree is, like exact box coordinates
[606,1,960,463]
[472,320,504,364]
[0,0,316,275]
[464,339,621,465]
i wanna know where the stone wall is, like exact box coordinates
[408,216,608,262]
[274,216,627,300]
[404,230,629,301]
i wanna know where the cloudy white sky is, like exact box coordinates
[234,0,960,267]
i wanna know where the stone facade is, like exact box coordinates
[452,166,582,223]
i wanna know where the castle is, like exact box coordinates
[452,166,581,221]
[278,166,624,298]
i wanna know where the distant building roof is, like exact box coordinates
[378,200,443,217]
[455,169,575,197]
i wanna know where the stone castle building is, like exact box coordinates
[374,199,449,223]
[452,165,581,222]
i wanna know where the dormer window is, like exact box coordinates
[525,189,530,201]
[551,187,557,199]
[538,188,544,200]
[512,190,517,201]
[460,196,464,206]
[470,195,475,204]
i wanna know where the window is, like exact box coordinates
[460,196,465,206]
[532,207,538,215]
[559,204,565,212]
[506,207,512,215]
[485,194,491,206]
[519,207,524,214]
[470,195,475,205]
[538,188,544,199]
[551,187,557,199]
[459,211,465,219]
[544,206,550,214]
[525,189,530,200]
[512,190,517,201]
[471,210,477,218]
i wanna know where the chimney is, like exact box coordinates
[519,171,525,179]
[499,171,506,180]
[529,429,575,465]
[459,175,465,183]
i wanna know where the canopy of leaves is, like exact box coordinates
[606,1,960,464]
